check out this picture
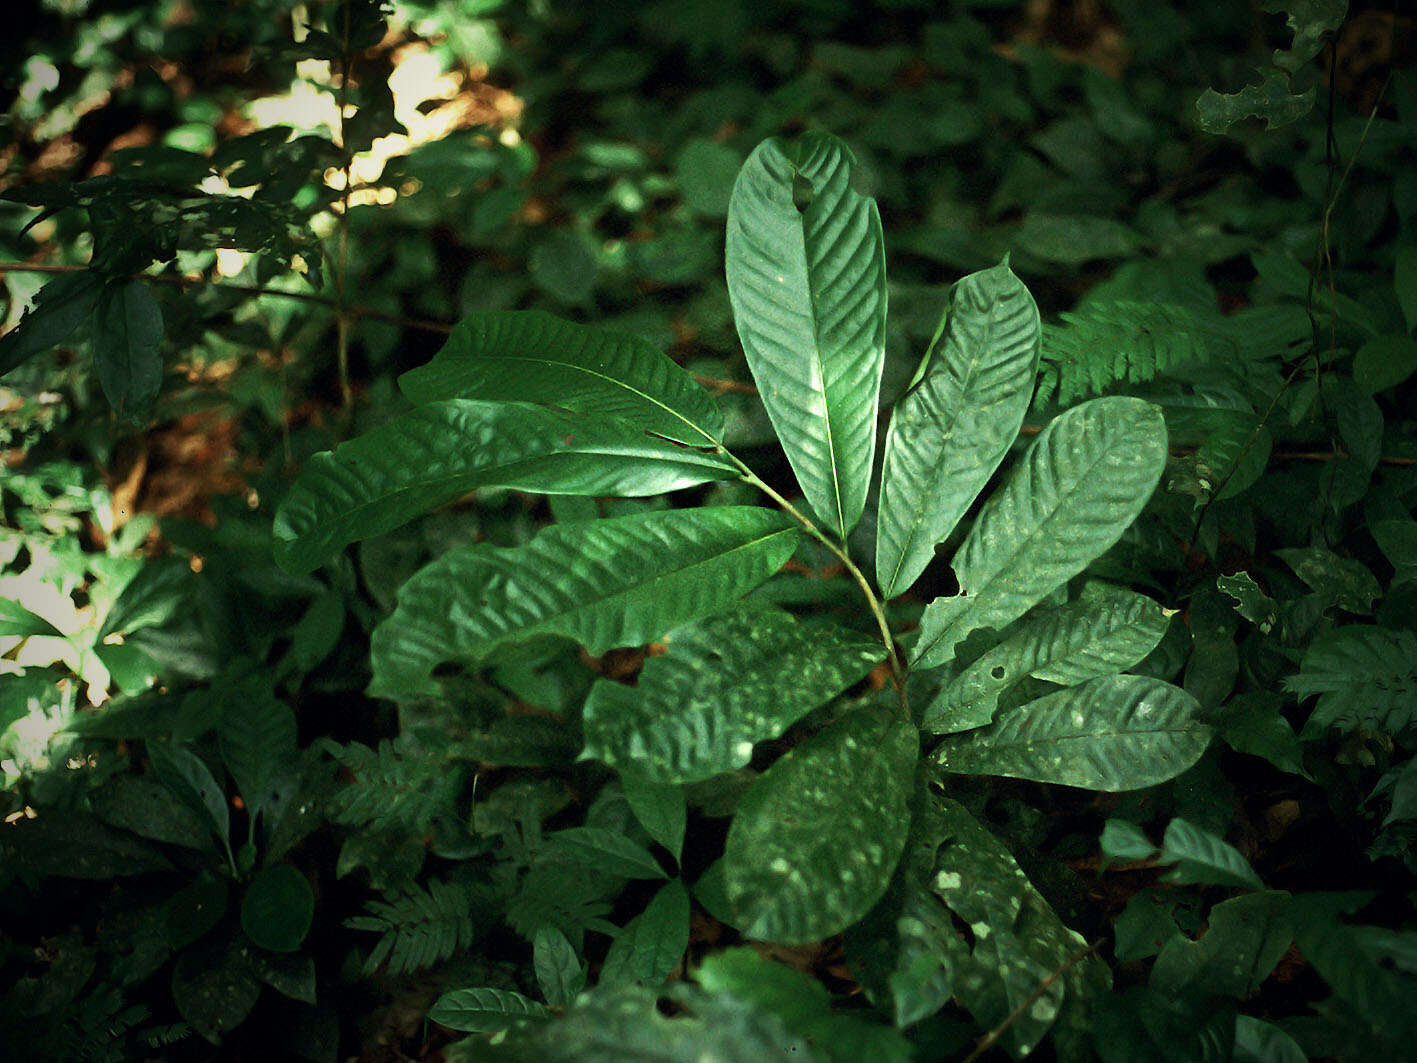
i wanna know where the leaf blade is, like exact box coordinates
[368,507,801,700]
[912,396,1167,670]
[399,310,724,444]
[273,400,738,574]
[725,132,887,539]
[723,701,918,944]
[93,279,164,420]
[876,258,1041,598]
[931,674,1211,791]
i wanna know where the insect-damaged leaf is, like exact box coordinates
[723,701,917,944]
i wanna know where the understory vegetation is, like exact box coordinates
[1,2,1415,1061]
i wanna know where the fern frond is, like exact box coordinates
[505,862,618,941]
[1288,626,1417,738]
[326,737,462,835]
[1036,300,1215,405]
[346,877,484,975]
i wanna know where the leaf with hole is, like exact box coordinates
[912,397,1167,670]
[925,585,1169,734]
[726,130,886,539]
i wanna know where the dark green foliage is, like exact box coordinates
[2,0,1415,1059]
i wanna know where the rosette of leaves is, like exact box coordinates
[274,131,1209,1052]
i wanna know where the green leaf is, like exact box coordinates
[91,774,211,849]
[1113,891,1182,961]
[912,397,1168,670]
[171,938,261,1043]
[725,131,887,539]
[723,701,917,944]
[1151,892,1292,998]
[430,987,550,1033]
[675,138,742,217]
[1353,334,1417,394]
[529,230,597,304]
[620,775,687,861]
[1196,72,1315,134]
[876,258,1041,598]
[1100,818,1157,866]
[446,984,810,1059]
[398,311,724,445]
[582,604,882,783]
[931,674,1211,791]
[542,827,667,880]
[2,809,173,878]
[0,271,104,377]
[218,685,298,820]
[369,507,800,700]
[1276,548,1380,616]
[925,586,1169,734]
[1372,518,1417,584]
[0,598,66,638]
[93,279,163,420]
[1157,817,1265,890]
[1396,244,1417,334]
[533,926,586,1009]
[696,947,912,1062]
[601,878,691,987]
[924,794,1110,1058]
[241,864,315,951]
[149,740,231,849]
[1286,625,1417,737]
[274,401,738,574]
[1234,1016,1309,1063]
[1219,692,1310,779]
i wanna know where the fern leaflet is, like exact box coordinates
[346,877,485,975]
[1036,300,1214,405]
[324,737,462,835]
[1287,626,1417,738]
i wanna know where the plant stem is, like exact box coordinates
[333,1,355,427]
[724,452,907,703]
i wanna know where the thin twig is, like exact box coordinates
[960,941,1100,1063]
[724,452,908,708]
[333,0,355,425]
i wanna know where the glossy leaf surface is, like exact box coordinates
[725,131,886,539]
[876,258,1040,598]
[582,605,883,783]
[93,279,163,420]
[429,987,550,1033]
[723,701,917,944]
[912,397,1167,670]
[600,878,691,987]
[925,586,1169,734]
[398,310,724,444]
[369,507,800,699]
[273,400,737,574]
[931,674,1210,791]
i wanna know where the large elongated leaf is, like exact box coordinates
[931,674,1210,790]
[925,795,1111,1059]
[399,310,724,444]
[582,604,884,783]
[725,131,886,540]
[912,397,1167,670]
[273,400,737,574]
[924,585,1169,734]
[93,279,163,420]
[369,507,800,699]
[723,701,917,944]
[876,259,1041,598]
[0,270,103,376]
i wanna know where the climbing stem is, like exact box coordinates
[725,452,907,705]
